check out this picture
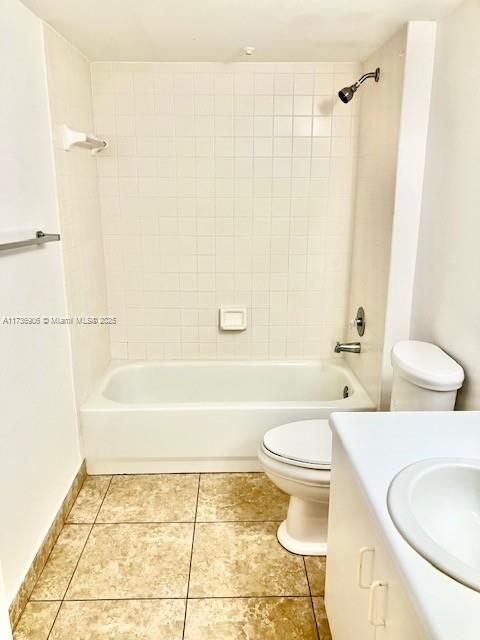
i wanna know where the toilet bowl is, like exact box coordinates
[258,419,332,556]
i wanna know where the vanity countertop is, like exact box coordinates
[329,410,480,640]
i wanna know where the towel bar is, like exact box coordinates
[0,230,60,252]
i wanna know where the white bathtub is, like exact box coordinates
[81,360,374,473]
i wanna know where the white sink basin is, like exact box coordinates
[387,457,480,592]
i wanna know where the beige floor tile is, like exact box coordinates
[66,523,193,599]
[13,601,60,640]
[197,473,289,522]
[66,475,111,523]
[30,525,91,600]
[189,522,309,597]
[312,597,332,640]
[96,474,199,523]
[305,556,326,596]
[184,597,318,640]
[49,599,185,639]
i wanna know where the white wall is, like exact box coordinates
[43,25,110,404]
[411,0,480,410]
[380,22,436,407]
[344,28,407,405]
[92,61,361,359]
[0,0,81,604]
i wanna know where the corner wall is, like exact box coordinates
[344,27,408,406]
[345,22,436,408]
[411,0,480,409]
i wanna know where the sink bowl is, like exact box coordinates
[387,457,480,592]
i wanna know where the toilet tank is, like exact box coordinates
[390,341,464,411]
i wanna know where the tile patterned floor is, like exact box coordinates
[13,473,331,640]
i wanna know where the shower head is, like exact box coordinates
[338,85,357,104]
[338,67,380,103]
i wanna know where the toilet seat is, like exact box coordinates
[262,419,332,470]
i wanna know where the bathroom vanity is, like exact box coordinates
[325,411,480,640]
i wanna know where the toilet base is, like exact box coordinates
[258,446,330,557]
[276,495,329,556]
[277,520,327,556]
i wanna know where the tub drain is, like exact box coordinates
[343,385,349,399]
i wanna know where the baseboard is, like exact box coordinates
[8,460,87,630]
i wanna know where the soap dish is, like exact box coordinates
[219,307,247,331]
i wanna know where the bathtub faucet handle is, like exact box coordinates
[335,341,361,354]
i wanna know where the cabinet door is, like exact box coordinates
[371,531,427,640]
[326,436,428,640]
[325,436,376,640]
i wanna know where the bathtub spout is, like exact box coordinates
[335,342,361,354]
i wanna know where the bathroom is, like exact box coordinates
[1,0,479,637]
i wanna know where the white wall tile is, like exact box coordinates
[92,61,360,360]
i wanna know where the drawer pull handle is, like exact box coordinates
[357,546,375,589]
[368,580,388,626]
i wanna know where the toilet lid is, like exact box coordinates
[263,419,332,468]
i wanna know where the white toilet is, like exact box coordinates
[258,341,464,556]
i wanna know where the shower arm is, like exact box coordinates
[354,68,381,88]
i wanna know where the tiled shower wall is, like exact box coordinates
[92,62,361,359]
[43,26,110,402]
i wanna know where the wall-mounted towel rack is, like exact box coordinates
[0,230,60,252]
[62,124,107,154]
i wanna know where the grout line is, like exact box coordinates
[181,474,201,639]
[37,594,313,603]
[92,473,115,523]
[102,472,203,477]
[89,521,197,526]
[303,556,320,640]
[46,476,114,640]
[194,518,284,524]
[76,519,284,525]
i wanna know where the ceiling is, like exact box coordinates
[22,0,462,62]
